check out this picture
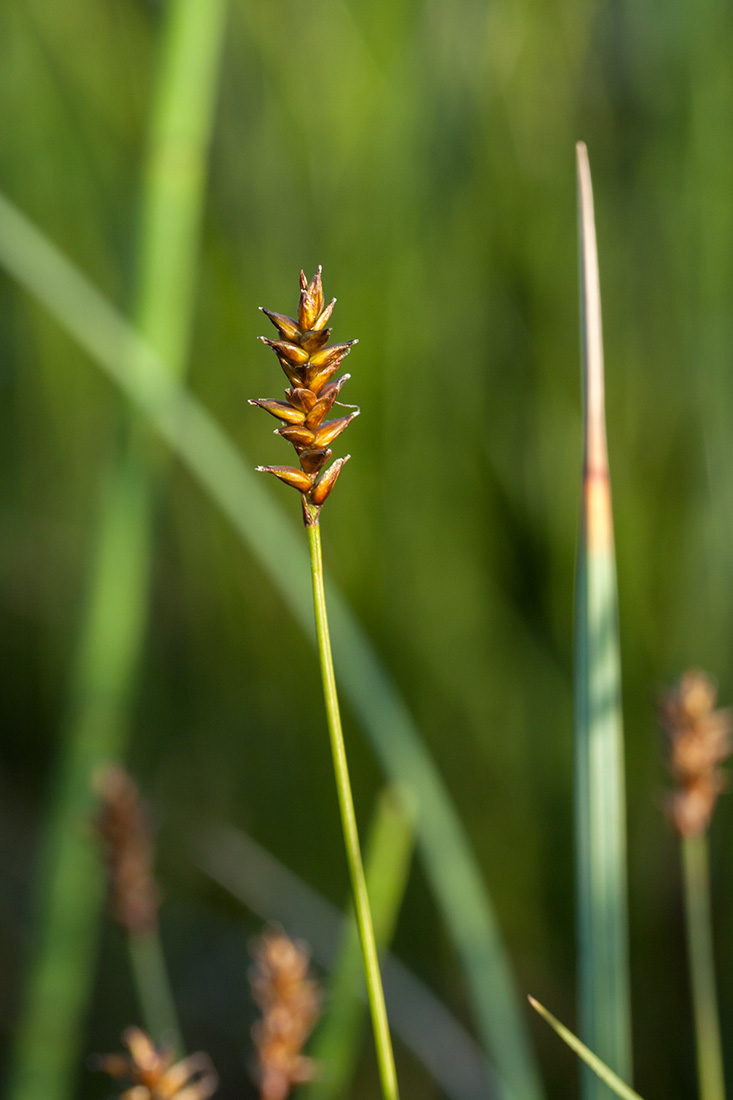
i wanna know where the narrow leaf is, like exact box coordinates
[528,999,646,1100]
[574,141,632,1100]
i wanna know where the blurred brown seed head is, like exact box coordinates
[250,929,321,1100]
[658,670,733,837]
[251,268,358,525]
[94,766,159,937]
[95,1027,217,1100]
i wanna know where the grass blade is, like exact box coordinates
[306,786,415,1100]
[0,191,544,1100]
[200,824,499,1100]
[573,142,632,1100]
[528,999,646,1100]
[6,4,228,1098]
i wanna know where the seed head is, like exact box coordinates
[251,268,358,525]
[94,1027,217,1100]
[249,928,321,1100]
[658,670,732,837]
[93,766,159,937]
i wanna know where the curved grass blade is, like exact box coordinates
[6,4,228,1098]
[528,999,646,1100]
[0,191,544,1100]
[574,142,632,1100]
[201,823,499,1100]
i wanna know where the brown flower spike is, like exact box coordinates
[251,268,358,525]
[95,1028,217,1100]
[94,766,159,937]
[658,670,733,837]
[250,929,321,1100]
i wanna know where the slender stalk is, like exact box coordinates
[308,786,414,1100]
[681,834,726,1100]
[307,519,399,1100]
[128,931,185,1057]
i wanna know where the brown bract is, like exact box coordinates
[250,929,321,1100]
[658,670,733,837]
[95,1028,217,1100]
[251,268,358,525]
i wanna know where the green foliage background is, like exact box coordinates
[1,0,733,1098]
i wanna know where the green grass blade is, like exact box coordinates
[6,4,227,1098]
[306,786,415,1100]
[528,999,646,1100]
[0,192,544,1100]
[200,824,498,1100]
[573,142,632,1100]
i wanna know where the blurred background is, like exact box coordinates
[2,0,733,1098]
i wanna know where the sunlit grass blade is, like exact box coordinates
[306,786,415,1100]
[6,3,228,1098]
[200,824,499,1100]
[0,190,544,1100]
[528,999,646,1100]
[573,142,632,1100]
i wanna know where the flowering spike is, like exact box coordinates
[95,1028,217,1100]
[658,671,732,836]
[251,270,357,522]
[250,929,321,1100]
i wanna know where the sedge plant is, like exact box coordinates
[658,671,730,1100]
[250,268,399,1100]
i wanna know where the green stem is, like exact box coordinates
[128,931,184,1056]
[307,519,399,1100]
[682,833,726,1100]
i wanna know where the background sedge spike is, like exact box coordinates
[251,267,358,526]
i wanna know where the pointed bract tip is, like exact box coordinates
[527,995,539,1009]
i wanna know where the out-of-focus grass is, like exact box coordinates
[6,2,227,1097]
